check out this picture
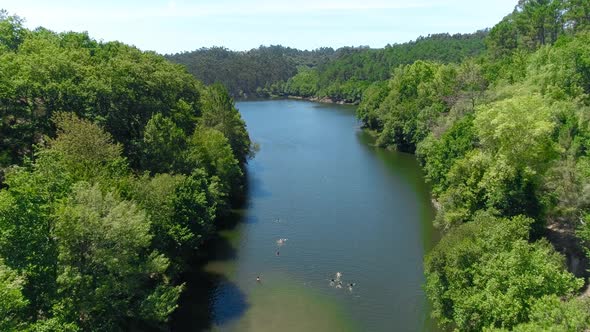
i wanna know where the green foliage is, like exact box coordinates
[187,127,242,205]
[141,113,187,174]
[486,14,519,59]
[368,61,457,151]
[475,95,556,171]
[345,3,590,330]
[511,0,563,49]
[167,33,486,103]
[3,1,590,330]
[200,83,252,165]
[0,13,251,330]
[357,81,388,129]
[417,114,477,196]
[49,112,128,182]
[0,157,70,318]
[488,296,590,331]
[283,68,320,97]
[0,259,27,331]
[425,213,582,331]
[0,10,25,52]
[0,25,205,169]
[54,182,182,331]
[166,45,334,97]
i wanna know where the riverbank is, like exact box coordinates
[235,95,359,106]
[173,99,438,331]
[286,95,359,105]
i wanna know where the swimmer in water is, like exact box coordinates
[329,278,335,286]
[348,283,355,291]
[276,251,280,256]
[335,272,342,280]
[256,276,261,282]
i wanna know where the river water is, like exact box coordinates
[173,99,437,331]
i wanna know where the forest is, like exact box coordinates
[3,0,590,330]
[272,31,489,103]
[173,0,590,330]
[167,32,488,102]
[0,10,252,331]
[356,0,590,330]
[166,45,336,97]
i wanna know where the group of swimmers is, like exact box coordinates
[330,272,355,291]
[275,238,287,256]
[256,220,357,292]
[257,272,356,291]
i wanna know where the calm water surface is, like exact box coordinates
[174,99,437,332]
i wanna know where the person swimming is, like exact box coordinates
[276,251,280,256]
[256,276,261,282]
[348,282,355,290]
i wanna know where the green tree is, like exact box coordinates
[141,113,187,174]
[200,83,252,165]
[0,10,26,51]
[0,152,72,319]
[54,182,182,331]
[515,0,564,48]
[169,170,218,261]
[489,296,590,331]
[0,259,28,331]
[187,126,242,208]
[425,213,582,331]
[49,112,128,183]
[417,114,477,197]
[563,0,590,32]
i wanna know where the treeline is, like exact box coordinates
[0,10,251,331]
[166,45,336,97]
[168,33,488,103]
[269,31,489,103]
[356,0,590,330]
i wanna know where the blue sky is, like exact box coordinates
[2,0,517,54]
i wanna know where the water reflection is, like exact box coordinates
[170,100,438,332]
[169,211,247,331]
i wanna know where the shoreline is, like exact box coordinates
[235,95,358,106]
[285,95,359,105]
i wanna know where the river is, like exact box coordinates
[172,99,437,331]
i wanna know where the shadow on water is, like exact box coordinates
[356,130,440,247]
[169,203,250,331]
[356,129,441,332]
[248,171,272,200]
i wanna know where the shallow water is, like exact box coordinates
[173,99,437,331]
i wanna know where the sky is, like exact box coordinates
[2,0,517,54]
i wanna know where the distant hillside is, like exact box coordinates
[167,32,488,101]
[166,45,336,97]
[273,31,489,103]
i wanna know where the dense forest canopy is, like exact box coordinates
[166,45,336,97]
[167,32,488,102]
[3,0,590,330]
[168,0,590,330]
[0,9,252,331]
[354,0,590,330]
